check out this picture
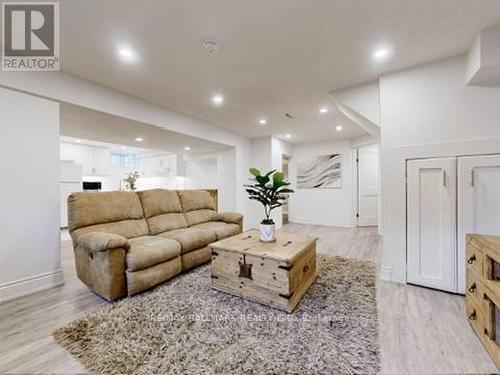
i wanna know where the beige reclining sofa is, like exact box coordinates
[68,189,243,300]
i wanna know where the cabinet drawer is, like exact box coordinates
[467,239,484,276]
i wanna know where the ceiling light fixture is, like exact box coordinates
[184,146,191,151]
[118,46,138,63]
[319,107,328,114]
[285,134,291,139]
[373,46,392,62]
[211,94,224,106]
[336,125,343,131]
[135,137,143,142]
[259,119,267,125]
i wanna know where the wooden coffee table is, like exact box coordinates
[209,229,317,313]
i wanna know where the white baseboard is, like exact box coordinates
[0,269,64,303]
[380,266,392,281]
[289,217,356,228]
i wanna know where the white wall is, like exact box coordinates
[289,140,356,227]
[0,87,62,302]
[380,55,500,283]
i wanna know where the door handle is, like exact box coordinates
[443,170,446,187]
[471,169,475,187]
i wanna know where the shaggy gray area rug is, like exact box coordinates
[54,255,379,374]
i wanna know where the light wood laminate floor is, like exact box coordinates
[0,224,497,374]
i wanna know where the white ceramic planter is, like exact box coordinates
[260,223,276,242]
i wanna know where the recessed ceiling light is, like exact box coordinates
[319,107,328,114]
[211,94,224,106]
[75,139,81,143]
[118,46,138,63]
[184,146,191,151]
[135,137,143,142]
[373,46,392,62]
[122,146,126,150]
[259,119,267,125]
[285,134,291,139]
[336,125,343,131]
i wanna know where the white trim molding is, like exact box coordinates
[380,266,392,281]
[289,218,356,228]
[0,269,64,303]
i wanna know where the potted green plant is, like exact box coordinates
[123,171,140,191]
[245,168,294,242]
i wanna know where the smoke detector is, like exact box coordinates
[202,40,220,56]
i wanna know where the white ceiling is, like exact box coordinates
[60,103,229,154]
[58,0,500,143]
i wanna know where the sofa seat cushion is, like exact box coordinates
[159,228,216,254]
[126,236,181,272]
[191,221,241,240]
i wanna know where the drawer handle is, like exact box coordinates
[303,265,309,274]
[469,310,477,321]
[467,255,476,264]
[468,283,477,293]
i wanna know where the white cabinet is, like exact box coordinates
[407,154,500,294]
[60,161,82,228]
[458,155,500,293]
[60,142,110,176]
[407,158,456,292]
[138,154,176,177]
[91,147,110,176]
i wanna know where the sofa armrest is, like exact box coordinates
[77,232,130,253]
[213,212,243,225]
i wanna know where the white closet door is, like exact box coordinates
[407,158,456,292]
[358,144,379,227]
[458,155,500,294]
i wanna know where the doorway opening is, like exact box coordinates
[356,144,379,227]
[282,154,291,225]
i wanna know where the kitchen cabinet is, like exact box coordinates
[60,160,82,227]
[60,142,110,176]
[138,154,176,177]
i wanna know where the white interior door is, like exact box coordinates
[357,144,379,226]
[458,154,500,293]
[407,158,456,292]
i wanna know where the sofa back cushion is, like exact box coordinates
[178,190,217,226]
[68,191,148,241]
[138,189,188,235]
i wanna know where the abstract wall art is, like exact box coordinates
[297,153,342,189]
